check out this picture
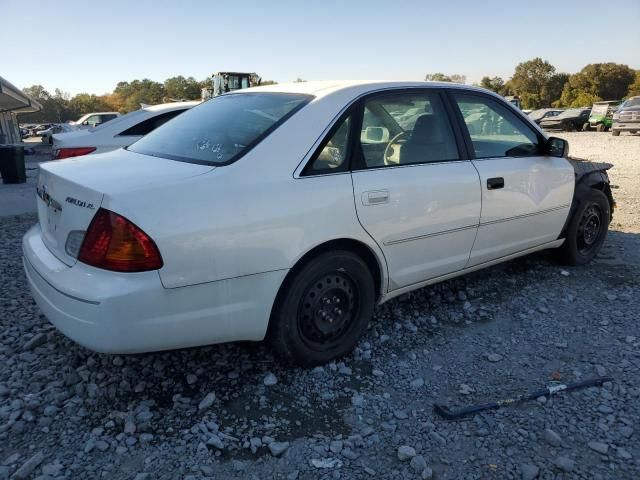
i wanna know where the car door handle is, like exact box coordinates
[487,177,504,190]
[362,190,389,205]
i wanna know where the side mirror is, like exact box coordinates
[547,137,569,158]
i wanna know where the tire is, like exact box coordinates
[557,189,610,266]
[596,123,606,132]
[612,130,621,137]
[268,250,375,366]
[582,123,591,132]
[563,122,575,132]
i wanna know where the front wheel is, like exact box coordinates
[596,123,606,132]
[582,123,591,131]
[557,189,610,265]
[268,250,375,366]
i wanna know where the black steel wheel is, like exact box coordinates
[269,250,375,365]
[576,204,602,255]
[557,189,610,265]
[297,272,359,351]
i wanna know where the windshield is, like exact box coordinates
[556,109,585,119]
[529,109,555,120]
[129,93,311,165]
[89,109,146,132]
[621,97,640,108]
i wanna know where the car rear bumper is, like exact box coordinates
[23,224,286,354]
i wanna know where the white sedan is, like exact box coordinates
[52,102,198,159]
[23,81,614,365]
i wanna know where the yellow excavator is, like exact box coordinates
[201,72,262,100]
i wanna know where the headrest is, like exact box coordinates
[410,115,444,144]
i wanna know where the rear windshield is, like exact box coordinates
[128,93,312,165]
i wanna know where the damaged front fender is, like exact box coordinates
[558,158,615,239]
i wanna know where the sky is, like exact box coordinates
[2,0,639,96]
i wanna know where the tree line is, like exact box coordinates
[20,59,640,123]
[427,58,639,109]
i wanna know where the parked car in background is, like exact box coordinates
[539,108,591,132]
[52,102,198,159]
[583,101,620,131]
[528,108,564,125]
[38,124,77,144]
[70,112,121,129]
[612,96,640,136]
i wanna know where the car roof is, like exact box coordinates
[240,80,492,99]
[142,101,200,112]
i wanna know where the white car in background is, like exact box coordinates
[52,102,198,159]
[23,81,614,365]
[70,112,121,129]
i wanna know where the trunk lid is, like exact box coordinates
[36,149,214,265]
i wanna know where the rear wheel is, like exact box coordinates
[612,130,621,137]
[596,123,606,132]
[564,122,575,132]
[557,189,610,265]
[268,250,375,366]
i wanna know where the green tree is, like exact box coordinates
[68,93,109,115]
[557,63,636,107]
[509,57,557,109]
[479,76,505,94]
[425,73,466,83]
[114,79,165,112]
[163,76,202,101]
[20,85,74,122]
[626,71,640,97]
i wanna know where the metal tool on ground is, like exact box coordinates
[434,377,613,420]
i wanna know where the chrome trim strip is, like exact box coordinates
[479,204,570,227]
[382,204,569,246]
[384,224,478,246]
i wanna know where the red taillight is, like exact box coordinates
[78,209,163,272]
[55,147,97,159]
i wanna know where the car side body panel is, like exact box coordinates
[352,162,481,289]
[468,156,574,265]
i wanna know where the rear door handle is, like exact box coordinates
[362,190,389,205]
[487,177,504,190]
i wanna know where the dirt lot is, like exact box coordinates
[0,132,639,480]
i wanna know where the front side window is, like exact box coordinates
[359,91,459,168]
[84,115,100,126]
[128,93,311,165]
[453,94,540,158]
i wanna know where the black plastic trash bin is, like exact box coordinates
[0,145,26,184]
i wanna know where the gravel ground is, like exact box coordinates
[1,132,639,480]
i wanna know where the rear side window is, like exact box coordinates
[453,93,540,158]
[118,110,187,136]
[303,115,353,175]
[129,93,312,165]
